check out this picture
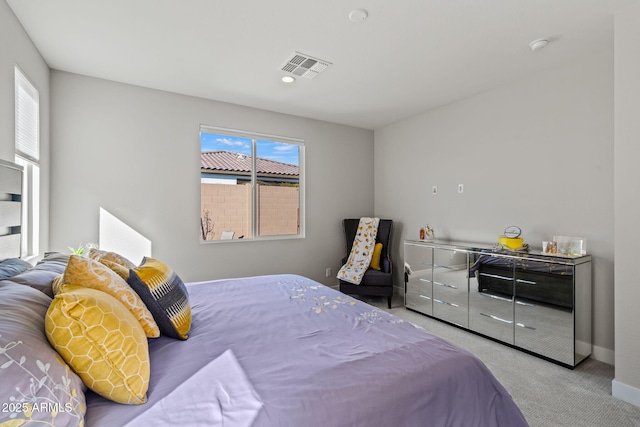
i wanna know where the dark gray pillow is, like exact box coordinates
[0,281,86,426]
[5,253,69,297]
[39,252,71,265]
[0,258,32,280]
[127,257,191,340]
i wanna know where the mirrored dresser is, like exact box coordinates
[404,239,592,368]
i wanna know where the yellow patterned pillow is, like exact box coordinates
[128,257,191,340]
[88,248,136,269]
[63,255,159,338]
[45,285,150,404]
[51,273,64,295]
[100,259,130,281]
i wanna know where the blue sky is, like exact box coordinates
[201,132,299,166]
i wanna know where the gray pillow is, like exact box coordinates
[5,253,69,297]
[0,281,85,426]
[0,258,32,280]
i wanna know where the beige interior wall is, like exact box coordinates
[374,48,615,363]
[0,1,51,254]
[49,71,374,286]
[613,0,640,407]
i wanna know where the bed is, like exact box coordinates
[1,270,528,426]
[0,161,527,427]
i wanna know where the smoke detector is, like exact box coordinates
[280,51,332,80]
[349,9,368,22]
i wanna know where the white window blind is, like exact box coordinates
[15,66,40,162]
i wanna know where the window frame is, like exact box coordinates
[14,65,40,258]
[199,125,305,243]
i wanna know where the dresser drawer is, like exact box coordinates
[432,249,468,327]
[405,289,432,316]
[406,275,432,316]
[469,290,514,344]
[515,299,574,365]
[405,243,433,271]
[433,295,468,327]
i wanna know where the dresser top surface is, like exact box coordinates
[405,239,591,265]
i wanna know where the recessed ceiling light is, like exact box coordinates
[281,76,296,83]
[529,38,550,51]
[348,9,368,22]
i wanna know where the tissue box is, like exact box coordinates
[553,236,586,256]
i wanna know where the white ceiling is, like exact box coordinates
[6,0,637,130]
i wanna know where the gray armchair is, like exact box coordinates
[339,219,393,308]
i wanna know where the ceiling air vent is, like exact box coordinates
[280,51,332,80]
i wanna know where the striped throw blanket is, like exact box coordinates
[337,217,380,285]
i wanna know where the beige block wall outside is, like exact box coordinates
[258,185,299,236]
[201,183,299,240]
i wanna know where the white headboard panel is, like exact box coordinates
[0,159,23,259]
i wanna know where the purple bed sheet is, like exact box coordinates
[85,274,528,427]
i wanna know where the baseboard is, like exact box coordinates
[592,344,615,365]
[612,379,640,407]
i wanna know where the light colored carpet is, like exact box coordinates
[362,295,640,427]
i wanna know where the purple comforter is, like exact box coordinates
[85,274,528,427]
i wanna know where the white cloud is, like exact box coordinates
[217,137,246,147]
[273,144,297,152]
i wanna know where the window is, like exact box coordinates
[200,126,304,241]
[15,66,40,257]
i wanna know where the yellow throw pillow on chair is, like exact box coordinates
[369,243,383,270]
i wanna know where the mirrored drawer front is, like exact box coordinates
[469,291,514,344]
[514,269,573,309]
[405,290,432,316]
[407,276,432,294]
[404,244,433,270]
[434,248,468,270]
[433,279,468,300]
[515,299,574,365]
[433,296,468,328]
[433,270,468,293]
[408,269,432,284]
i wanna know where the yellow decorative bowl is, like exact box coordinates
[498,236,524,249]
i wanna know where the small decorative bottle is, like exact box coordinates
[419,228,425,240]
[424,225,434,241]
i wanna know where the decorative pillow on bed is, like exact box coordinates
[88,248,137,269]
[6,253,70,297]
[128,257,191,340]
[52,274,64,295]
[369,243,383,271]
[40,251,72,264]
[0,257,32,279]
[0,281,86,426]
[45,285,150,405]
[62,255,160,338]
[100,258,130,281]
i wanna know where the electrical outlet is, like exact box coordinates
[458,184,464,194]
[432,185,438,195]
[325,267,332,277]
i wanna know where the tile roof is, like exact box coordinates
[201,150,299,177]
